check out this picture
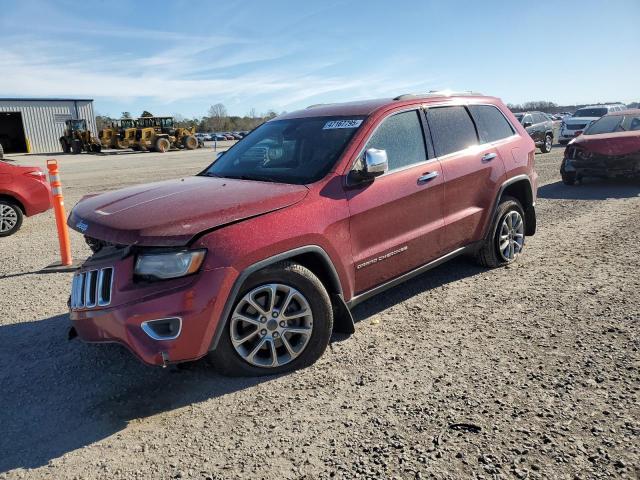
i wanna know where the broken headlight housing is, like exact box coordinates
[134,249,206,280]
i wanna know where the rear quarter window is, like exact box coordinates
[426,106,478,157]
[468,105,515,143]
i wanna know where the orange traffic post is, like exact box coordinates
[47,159,73,266]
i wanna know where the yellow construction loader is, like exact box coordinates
[99,118,138,149]
[60,119,102,154]
[131,116,198,153]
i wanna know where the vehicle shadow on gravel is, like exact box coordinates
[538,178,640,200]
[0,314,269,473]
[347,256,485,325]
[0,258,486,473]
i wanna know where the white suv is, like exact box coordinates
[559,104,626,145]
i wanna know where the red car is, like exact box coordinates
[0,161,51,236]
[561,109,640,185]
[67,92,538,375]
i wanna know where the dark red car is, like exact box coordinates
[0,160,51,236]
[68,92,538,375]
[561,109,640,185]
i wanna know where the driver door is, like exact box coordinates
[345,109,445,294]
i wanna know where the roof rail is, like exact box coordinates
[306,103,328,109]
[393,90,484,101]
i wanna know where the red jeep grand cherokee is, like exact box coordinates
[68,92,537,376]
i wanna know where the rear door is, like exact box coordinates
[425,104,508,251]
[346,109,445,293]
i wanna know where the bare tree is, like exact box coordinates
[208,103,228,131]
[121,111,132,119]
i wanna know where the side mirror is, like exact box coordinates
[523,121,532,128]
[348,148,388,185]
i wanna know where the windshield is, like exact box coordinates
[585,114,640,135]
[574,108,608,118]
[201,116,365,184]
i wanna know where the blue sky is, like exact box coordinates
[1,0,638,118]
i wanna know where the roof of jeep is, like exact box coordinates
[277,93,500,120]
[605,108,639,116]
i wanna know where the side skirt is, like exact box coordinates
[346,245,475,309]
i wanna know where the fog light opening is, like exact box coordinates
[141,317,182,341]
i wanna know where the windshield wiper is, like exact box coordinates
[222,174,279,183]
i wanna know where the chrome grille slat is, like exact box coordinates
[71,267,113,310]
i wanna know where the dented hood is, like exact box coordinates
[571,131,640,157]
[68,176,308,246]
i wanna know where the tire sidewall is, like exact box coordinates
[211,264,333,376]
[0,201,23,237]
[491,198,525,266]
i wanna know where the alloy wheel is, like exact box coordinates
[0,204,18,233]
[545,135,552,151]
[230,283,313,368]
[498,210,524,261]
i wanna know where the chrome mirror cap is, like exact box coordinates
[364,148,388,177]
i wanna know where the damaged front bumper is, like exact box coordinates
[563,153,640,178]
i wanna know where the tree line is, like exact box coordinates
[96,103,280,133]
[506,100,639,114]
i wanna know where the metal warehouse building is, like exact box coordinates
[0,98,97,154]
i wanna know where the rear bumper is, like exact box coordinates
[23,183,52,216]
[70,266,237,366]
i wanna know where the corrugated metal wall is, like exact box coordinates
[0,99,96,154]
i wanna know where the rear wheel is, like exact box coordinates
[208,262,333,376]
[0,142,4,159]
[0,200,23,237]
[475,196,525,268]
[154,137,170,153]
[540,134,552,153]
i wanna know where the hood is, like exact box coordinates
[571,131,640,157]
[68,176,308,246]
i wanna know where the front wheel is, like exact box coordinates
[475,196,525,268]
[540,134,553,153]
[0,200,24,237]
[208,262,333,376]
[561,171,577,185]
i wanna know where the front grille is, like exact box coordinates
[565,123,587,131]
[71,267,114,309]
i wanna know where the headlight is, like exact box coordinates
[134,249,206,280]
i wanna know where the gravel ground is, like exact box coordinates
[0,143,638,479]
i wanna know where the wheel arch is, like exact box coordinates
[0,193,26,214]
[486,175,536,238]
[208,245,353,351]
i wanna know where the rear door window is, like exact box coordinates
[426,106,478,157]
[468,105,515,143]
[364,110,427,171]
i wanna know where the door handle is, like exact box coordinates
[417,171,439,183]
[481,152,497,162]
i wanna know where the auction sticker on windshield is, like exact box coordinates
[323,119,363,129]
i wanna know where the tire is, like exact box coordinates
[475,196,526,268]
[183,135,197,150]
[540,134,552,153]
[60,138,71,154]
[208,261,333,377]
[71,139,82,154]
[91,143,102,153]
[0,200,24,237]
[0,142,4,160]
[561,171,577,185]
[154,137,170,153]
[559,140,569,146]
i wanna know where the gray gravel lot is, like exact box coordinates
[0,143,638,479]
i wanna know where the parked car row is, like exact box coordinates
[559,104,627,145]
[195,131,249,142]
